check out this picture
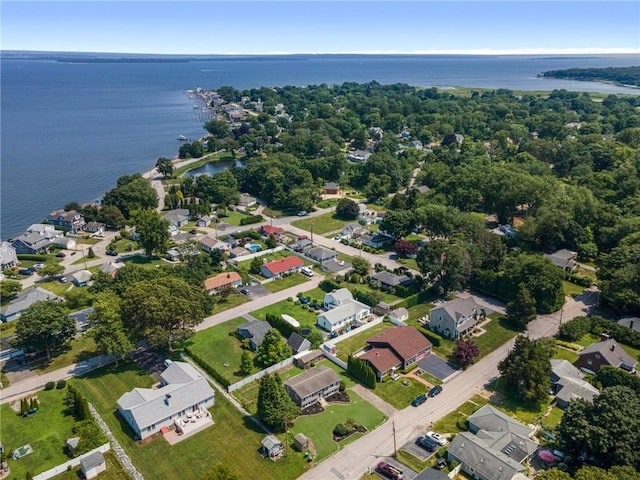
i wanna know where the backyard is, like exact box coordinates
[335,321,394,362]
[290,213,352,235]
[251,299,320,329]
[72,361,310,480]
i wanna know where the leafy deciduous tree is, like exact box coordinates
[256,329,292,367]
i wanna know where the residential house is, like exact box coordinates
[360,326,432,380]
[80,451,107,479]
[287,332,311,355]
[342,223,364,239]
[543,249,578,272]
[52,236,77,250]
[71,270,92,287]
[261,435,284,459]
[196,215,212,228]
[100,261,125,278]
[323,288,353,309]
[284,365,341,408]
[260,225,283,237]
[389,308,409,324]
[368,127,384,139]
[229,246,250,259]
[428,297,479,340]
[347,149,372,162]
[359,233,393,248]
[85,222,106,235]
[316,299,371,333]
[203,272,242,295]
[289,238,313,252]
[294,349,325,369]
[617,316,640,332]
[415,185,430,194]
[550,359,600,408]
[237,320,273,351]
[371,271,412,291]
[238,193,257,208]
[11,232,53,255]
[408,140,423,149]
[166,248,181,262]
[0,242,18,269]
[322,181,340,195]
[414,469,450,480]
[47,209,86,233]
[575,336,638,374]
[372,302,392,316]
[447,405,538,480]
[116,361,215,440]
[1,287,58,322]
[26,223,62,238]
[260,256,304,279]
[162,209,190,233]
[306,246,338,265]
[199,235,229,254]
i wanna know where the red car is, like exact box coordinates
[376,462,404,480]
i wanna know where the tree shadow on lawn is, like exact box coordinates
[242,414,270,435]
[78,359,150,381]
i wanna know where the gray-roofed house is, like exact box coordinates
[428,297,479,340]
[554,376,600,409]
[323,288,353,309]
[1,287,58,322]
[117,361,214,440]
[446,405,538,480]
[47,209,86,233]
[284,365,341,408]
[414,468,450,480]
[550,359,582,385]
[389,308,409,324]
[196,215,212,228]
[290,238,313,252]
[575,337,638,374]
[0,242,18,269]
[287,332,311,355]
[306,246,339,265]
[342,223,364,239]
[80,450,107,479]
[71,270,92,287]
[100,261,126,278]
[11,231,53,255]
[237,320,273,351]
[543,249,578,272]
[617,316,640,332]
[162,209,190,233]
[239,193,257,208]
[317,299,371,334]
[371,271,412,291]
[199,235,229,253]
[261,435,284,459]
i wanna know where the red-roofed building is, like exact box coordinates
[204,271,243,294]
[260,256,304,278]
[260,225,283,236]
[360,326,432,381]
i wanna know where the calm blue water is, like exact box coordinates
[2,53,639,238]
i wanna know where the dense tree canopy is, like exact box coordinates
[256,374,299,432]
[103,173,158,218]
[130,209,170,256]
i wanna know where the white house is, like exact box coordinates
[428,297,479,339]
[117,361,215,440]
[389,308,409,324]
[0,242,18,269]
[323,288,353,309]
[317,299,371,333]
[199,235,229,253]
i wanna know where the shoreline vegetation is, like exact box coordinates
[539,65,640,88]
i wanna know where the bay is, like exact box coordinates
[1,53,639,238]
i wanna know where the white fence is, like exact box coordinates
[33,443,111,480]
[227,356,294,393]
[229,245,284,264]
[331,316,385,345]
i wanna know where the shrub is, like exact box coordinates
[45,381,56,390]
[56,380,67,389]
[239,214,263,225]
[456,417,469,431]
[424,330,442,347]
[333,423,350,437]
[339,380,346,392]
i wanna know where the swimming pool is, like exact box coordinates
[246,243,262,252]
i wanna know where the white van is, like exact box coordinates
[301,267,314,277]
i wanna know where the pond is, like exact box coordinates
[184,158,245,177]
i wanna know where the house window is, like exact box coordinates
[595,354,601,359]
[587,359,593,365]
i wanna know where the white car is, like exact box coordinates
[301,267,314,277]
[426,431,448,446]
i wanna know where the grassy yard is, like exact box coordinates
[185,317,255,383]
[32,280,75,297]
[541,406,564,431]
[488,379,554,425]
[72,254,100,265]
[473,315,521,359]
[75,237,103,245]
[53,451,133,480]
[262,273,311,293]
[233,364,305,414]
[396,257,419,271]
[218,210,255,227]
[433,395,489,434]
[291,213,352,235]
[209,293,250,315]
[33,334,98,374]
[109,237,139,253]
[121,254,166,268]
[552,346,580,363]
[251,300,320,329]
[396,449,430,475]
[335,322,394,362]
[72,361,309,480]
[563,280,585,297]
[374,377,427,410]
[0,388,78,479]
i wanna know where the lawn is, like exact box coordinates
[433,395,489,434]
[563,280,585,297]
[121,254,166,268]
[53,450,132,480]
[32,280,74,297]
[289,389,385,462]
[374,377,427,409]
[186,317,255,384]
[262,273,311,293]
[488,378,554,425]
[34,334,98,374]
[72,253,100,266]
[0,388,78,479]
[552,346,579,363]
[396,449,430,474]
[233,364,305,414]
[109,238,139,253]
[335,322,394,361]
[209,293,250,315]
[251,300,320,329]
[72,361,309,480]
[218,210,255,227]
[473,315,521,359]
[541,407,565,431]
[75,237,103,245]
[291,213,352,235]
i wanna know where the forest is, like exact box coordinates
[540,66,640,87]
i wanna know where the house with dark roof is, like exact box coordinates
[287,332,311,355]
[0,242,18,269]
[554,376,599,409]
[117,361,215,440]
[162,209,190,233]
[617,316,640,332]
[575,337,638,374]
[543,249,578,272]
[446,405,537,480]
[237,320,273,351]
[428,297,479,340]
[204,272,242,295]
[47,209,86,233]
[1,287,58,322]
[371,271,412,291]
[284,365,341,408]
[289,238,313,252]
[11,232,53,255]
[360,326,432,381]
[260,256,304,278]
[85,222,106,235]
[322,181,340,194]
[306,246,338,265]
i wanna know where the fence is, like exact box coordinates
[331,316,385,345]
[228,245,284,264]
[227,356,294,393]
[33,443,111,480]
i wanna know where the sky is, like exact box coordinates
[1,1,639,55]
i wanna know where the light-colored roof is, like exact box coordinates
[0,287,58,318]
[72,270,92,283]
[430,297,478,322]
[556,376,599,405]
[448,432,525,480]
[100,261,125,275]
[261,434,282,450]
[390,308,408,319]
[204,272,242,291]
[324,288,353,305]
[285,365,340,398]
[200,235,228,249]
[579,338,637,368]
[307,246,338,261]
[550,359,582,381]
[319,299,370,326]
[81,451,105,470]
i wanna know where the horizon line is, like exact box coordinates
[3,47,640,56]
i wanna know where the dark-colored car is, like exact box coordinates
[376,462,404,480]
[428,385,443,397]
[18,268,34,276]
[106,250,118,256]
[240,288,250,295]
[55,252,66,258]
[416,436,439,452]
[411,394,427,407]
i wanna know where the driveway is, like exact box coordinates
[373,457,418,480]
[418,354,459,382]
[400,437,437,462]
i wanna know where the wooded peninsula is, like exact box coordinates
[540,66,640,87]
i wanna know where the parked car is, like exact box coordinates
[240,288,250,295]
[416,436,439,452]
[32,263,45,270]
[376,462,404,480]
[428,385,443,397]
[301,266,314,277]
[70,251,76,256]
[298,296,310,305]
[55,252,66,258]
[435,457,447,470]
[106,250,118,256]
[411,394,427,407]
[18,268,34,276]
[297,210,308,216]
[58,276,68,283]
[425,431,448,446]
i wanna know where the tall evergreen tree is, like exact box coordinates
[497,335,552,403]
[256,374,299,431]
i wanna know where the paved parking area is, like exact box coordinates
[418,354,459,381]
[373,456,418,480]
[401,437,437,462]
[242,284,270,298]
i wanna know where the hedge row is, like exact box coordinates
[397,289,437,309]
[239,215,264,226]
[17,254,48,261]
[565,272,593,287]
[558,315,640,349]
[423,330,443,347]
[265,313,300,339]
[186,350,231,388]
[347,354,376,388]
[67,383,92,420]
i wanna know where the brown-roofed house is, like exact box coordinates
[203,272,242,294]
[360,326,432,381]
[284,365,341,408]
[575,336,638,374]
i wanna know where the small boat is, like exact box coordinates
[177,135,187,141]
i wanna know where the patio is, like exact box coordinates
[163,409,214,445]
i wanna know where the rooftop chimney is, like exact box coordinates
[611,344,616,351]
[165,394,171,406]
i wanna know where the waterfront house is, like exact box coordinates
[47,209,86,233]
[0,242,18,269]
[575,336,637,374]
[237,320,273,351]
[203,272,242,295]
[316,299,371,334]
[85,222,106,235]
[117,361,215,441]
[260,256,304,278]
[11,232,52,255]
[284,365,341,408]
[360,326,432,381]
[1,287,58,322]
[428,297,479,340]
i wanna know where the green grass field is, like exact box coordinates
[541,407,565,431]
[291,213,352,235]
[34,334,99,374]
[563,280,585,297]
[262,273,311,293]
[474,315,521,359]
[335,322,394,361]
[374,377,427,409]
[72,361,309,480]
[251,300,320,329]
[552,346,580,363]
[0,388,78,479]
[233,364,306,414]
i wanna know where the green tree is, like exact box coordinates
[417,240,472,295]
[502,254,565,313]
[306,329,324,349]
[0,279,21,301]
[89,291,134,366]
[335,198,360,220]
[598,241,640,314]
[130,208,170,256]
[14,300,76,361]
[72,420,108,456]
[497,335,552,403]
[534,469,572,480]
[256,374,299,431]
[87,247,96,259]
[265,234,277,249]
[200,464,240,480]
[256,329,292,367]
[239,350,253,376]
[155,157,174,178]
[350,256,371,276]
[379,209,415,240]
[250,257,263,275]
[103,173,158,218]
[38,262,64,280]
[97,204,126,229]
[506,285,537,328]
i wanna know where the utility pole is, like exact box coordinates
[392,421,397,458]
[311,223,314,243]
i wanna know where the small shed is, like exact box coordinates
[81,450,107,479]
[294,433,309,451]
[66,437,80,455]
[373,302,392,316]
[261,435,284,459]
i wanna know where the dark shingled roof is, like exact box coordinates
[366,326,432,362]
